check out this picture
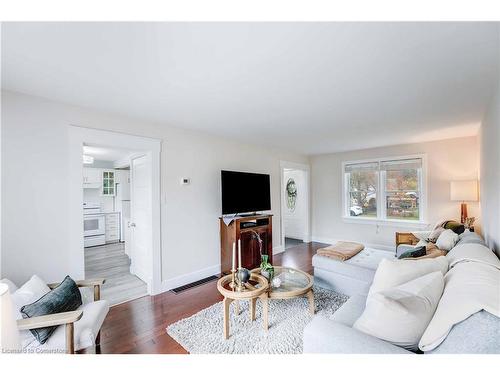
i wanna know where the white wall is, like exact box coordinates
[1,91,308,287]
[283,169,307,240]
[480,67,500,255]
[310,136,480,250]
[83,188,114,213]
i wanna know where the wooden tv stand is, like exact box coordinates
[219,214,273,274]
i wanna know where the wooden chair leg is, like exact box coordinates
[65,323,75,354]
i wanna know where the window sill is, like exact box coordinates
[341,216,430,229]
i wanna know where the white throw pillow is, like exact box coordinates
[11,275,51,348]
[412,231,432,242]
[419,262,500,351]
[435,229,459,251]
[354,271,445,351]
[446,243,500,270]
[368,256,448,302]
[0,278,18,293]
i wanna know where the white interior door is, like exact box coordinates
[130,154,152,291]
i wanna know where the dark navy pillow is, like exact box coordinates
[21,276,82,344]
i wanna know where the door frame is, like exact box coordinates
[68,125,162,295]
[280,161,311,250]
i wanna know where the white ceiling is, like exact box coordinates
[83,145,135,162]
[2,22,499,154]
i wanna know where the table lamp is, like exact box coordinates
[450,180,478,224]
[0,283,21,353]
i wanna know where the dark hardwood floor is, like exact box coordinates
[90,241,326,354]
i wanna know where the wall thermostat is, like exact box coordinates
[181,178,190,185]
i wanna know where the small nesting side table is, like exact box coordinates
[217,273,269,339]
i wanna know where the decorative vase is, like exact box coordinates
[260,254,274,280]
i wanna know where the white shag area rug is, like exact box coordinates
[166,286,348,354]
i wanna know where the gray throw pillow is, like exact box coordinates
[457,231,486,247]
[20,276,82,344]
[398,246,427,259]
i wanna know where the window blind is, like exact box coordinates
[344,162,379,173]
[380,158,422,171]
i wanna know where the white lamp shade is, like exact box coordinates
[0,283,21,352]
[450,180,478,202]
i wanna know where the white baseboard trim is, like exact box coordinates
[311,236,394,252]
[158,264,221,294]
[273,245,285,255]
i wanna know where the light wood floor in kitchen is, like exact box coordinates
[85,242,148,306]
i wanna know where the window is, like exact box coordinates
[344,156,424,222]
[345,162,378,218]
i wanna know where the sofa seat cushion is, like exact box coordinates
[428,310,500,354]
[331,294,367,327]
[303,316,411,354]
[313,248,394,282]
[24,300,110,352]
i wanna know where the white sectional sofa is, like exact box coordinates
[305,232,500,354]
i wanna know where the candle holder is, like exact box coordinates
[229,267,237,290]
[234,267,250,292]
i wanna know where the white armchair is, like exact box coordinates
[2,276,109,354]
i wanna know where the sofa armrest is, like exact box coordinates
[47,278,105,289]
[18,310,83,354]
[303,316,411,354]
[48,278,105,301]
[17,310,83,330]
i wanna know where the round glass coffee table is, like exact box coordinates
[252,266,315,314]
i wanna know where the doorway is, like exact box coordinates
[69,126,162,299]
[280,161,311,252]
[82,144,149,306]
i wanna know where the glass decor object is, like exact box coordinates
[260,254,274,280]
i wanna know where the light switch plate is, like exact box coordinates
[181,178,190,185]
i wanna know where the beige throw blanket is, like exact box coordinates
[317,241,365,261]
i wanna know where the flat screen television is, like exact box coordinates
[221,170,271,215]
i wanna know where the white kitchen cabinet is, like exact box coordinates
[105,213,120,243]
[101,170,115,196]
[83,168,102,188]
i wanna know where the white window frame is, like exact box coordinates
[342,154,428,228]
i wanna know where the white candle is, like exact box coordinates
[232,242,236,271]
[238,239,242,269]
